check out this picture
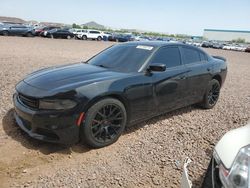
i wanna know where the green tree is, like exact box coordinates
[232,38,246,43]
[72,23,82,29]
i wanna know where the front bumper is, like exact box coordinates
[13,93,80,145]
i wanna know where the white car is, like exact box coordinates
[182,122,250,188]
[70,28,82,35]
[75,29,88,39]
[77,29,104,41]
[223,44,234,50]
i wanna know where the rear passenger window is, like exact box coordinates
[199,52,207,61]
[150,47,181,68]
[182,47,200,64]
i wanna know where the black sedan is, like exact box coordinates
[108,34,134,42]
[46,29,75,39]
[13,42,227,148]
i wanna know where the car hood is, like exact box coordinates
[23,63,127,91]
[215,123,250,169]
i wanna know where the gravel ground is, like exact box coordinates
[0,36,249,188]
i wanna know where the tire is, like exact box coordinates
[116,39,119,42]
[67,35,71,39]
[49,34,54,39]
[201,79,220,109]
[82,35,87,40]
[81,98,127,148]
[26,32,33,37]
[2,31,9,36]
[97,36,102,41]
[202,158,222,188]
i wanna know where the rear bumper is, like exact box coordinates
[13,93,80,145]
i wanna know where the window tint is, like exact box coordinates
[150,47,181,68]
[199,52,207,61]
[90,31,100,34]
[88,45,154,72]
[182,47,200,64]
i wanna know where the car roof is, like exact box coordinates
[120,41,188,48]
[118,41,210,57]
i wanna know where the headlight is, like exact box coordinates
[218,145,250,188]
[39,99,77,110]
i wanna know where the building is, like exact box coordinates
[203,29,250,42]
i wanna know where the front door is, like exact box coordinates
[149,46,188,112]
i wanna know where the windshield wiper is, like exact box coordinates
[96,64,108,68]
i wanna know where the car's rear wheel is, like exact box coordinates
[82,35,87,40]
[201,79,220,109]
[26,32,33,37]
[67,35,71,39]
[81,98,127,148]
[2,31,9,36]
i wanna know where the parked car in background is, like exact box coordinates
[108,33,134,42]
[75,29,88,39]
[201,41,213,48]
[212,42,224,49]
[245,46,250,52]
[39,26,61,37]
[0,24,35,37]
[232,44,247,52]
[70,28,82,35]
[134,36,150,41]
[13,41,227,148]
[78,29,103,41]
[102,32,112,41]
[46,29,75,39]
[222,44,233,50]
[192,41,202,47]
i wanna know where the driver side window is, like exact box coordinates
[150,47,181,68]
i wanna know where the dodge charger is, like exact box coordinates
[13,42,227,148]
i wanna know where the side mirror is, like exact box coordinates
[148,63,166,72]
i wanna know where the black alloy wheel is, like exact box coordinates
[201,79,220,109]
[207,82,220,106]
[81,98,127,148]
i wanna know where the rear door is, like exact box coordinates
[149,46,189,112]
[9,25,24,35]
[180,46,212,104]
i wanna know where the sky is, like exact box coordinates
[0,0,249,35]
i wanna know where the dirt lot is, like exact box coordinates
[0,36,249,188]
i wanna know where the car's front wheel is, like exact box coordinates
[201,79,221,109]
[26,32,33,37]
[82,35,87,40]
[81,98,127,148]
[97,36,102,41]
[2,31,9,36]
[67,35,71,39]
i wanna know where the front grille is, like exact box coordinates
[18,94,39,109]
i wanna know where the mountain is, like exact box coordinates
[0,16,25,24]
[81,21,105,29]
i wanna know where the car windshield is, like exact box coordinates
[87,44,155,72]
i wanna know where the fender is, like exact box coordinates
[215,123,250,169]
